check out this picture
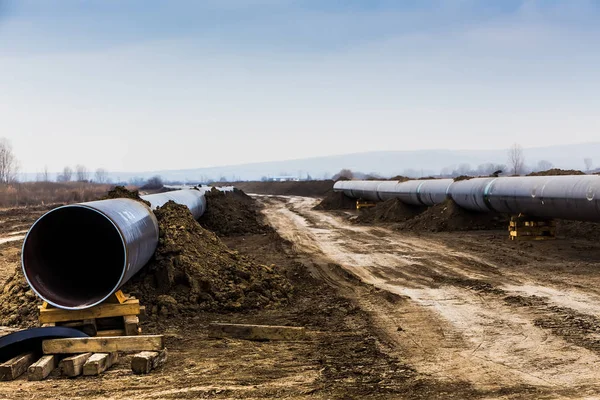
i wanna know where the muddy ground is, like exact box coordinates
[2,194,600,398]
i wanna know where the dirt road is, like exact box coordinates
[259,195,600,398]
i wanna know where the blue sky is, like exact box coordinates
[1,0,599,173]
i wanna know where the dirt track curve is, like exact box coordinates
[259,195,600,399]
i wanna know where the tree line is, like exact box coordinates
[0,138,111,184]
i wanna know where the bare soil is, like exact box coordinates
[3,194,600,398]
[258,195,600,399]
[528,169,585,176]
[355,199,426,224]
[198,188,271,236]
[313,191,356,211]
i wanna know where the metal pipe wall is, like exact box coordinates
[334,175,600,222]
[21,188,211,310]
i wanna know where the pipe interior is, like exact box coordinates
[22,206,126,309]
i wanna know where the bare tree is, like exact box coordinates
[57,166,73,182]
[454,163,472,176]
[129,177,145,186]
[75,164,89,182]
[142,175,163,189]
[94,168,108,183]
[584,158,593,172]
[536,160,553,171]
[42,165,50,181]
[332,169,353,181]
[0,138,19,184]
[507,143,525,175]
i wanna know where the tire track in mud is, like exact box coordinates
[259,195,600,397]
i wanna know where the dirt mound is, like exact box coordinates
[0,269,38,327]
[528,169,585,176]
[198,188,271,236]
[125,201,292,317]
[557,220,600,240]
[356,199,425,224]
[453,175,473,181]
[314,191,356,210]
[389,176,410,182]
[227,180,334,197]
[102,185,150,206]
[397,199,507,232]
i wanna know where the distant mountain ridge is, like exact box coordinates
[21,142,600,182]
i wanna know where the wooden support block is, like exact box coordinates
[96,329,125,337]
[0,352,36,381]
[59,353,92,377]
[105,290,128,304]
[123,315,139,336]
[43,335,165,354]
[131,349,167,374]
[208,323,306,341]
[39,300,140,324]
[28,355,57,381]
[83,352,118,376]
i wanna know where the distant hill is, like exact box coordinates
[21,142,600,182]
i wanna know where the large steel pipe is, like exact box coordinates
[484,175,600,221]
[21,189,206,310]
[333,179,453,206]
[142,189,206,218]
[334,175,600,223]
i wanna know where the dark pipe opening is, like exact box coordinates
[22,206,126,309]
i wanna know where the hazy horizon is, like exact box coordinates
[16,141,600,183]
[2,1,600,175]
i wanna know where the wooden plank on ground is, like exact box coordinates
[131,349,167,374]
[83,352,118,376]
[43,335,164,354]
[39,300,140,324]
[59,353,92,377]
[208,323,306,341]
[28,355,57,381]
[0,352,36,381]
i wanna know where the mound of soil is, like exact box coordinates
[0,269,38,327]
[389,176,410,182]
[356,199,425,224]
[528,169,585,176]
[453,175,473,181]
[557,220,600,240]
[397,199,507,232]
[102,185,150,206]
[199,189,271,236]
[314,192,356,211]
[125,201,292,317]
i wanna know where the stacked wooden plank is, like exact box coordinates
[39,291,142,337]
[0,335,167,381]
[509,215,556,241]
[0,291,167,381]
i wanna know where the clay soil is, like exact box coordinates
[3,193,600,398]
